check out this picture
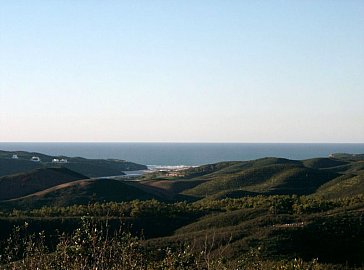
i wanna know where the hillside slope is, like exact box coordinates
[2,154,364,209]
[0,167,87,200]
[146,203,364,265]
[315,173,364,199]
[182,163,337,197]
[0,150,147,177]
[2,179,165,209]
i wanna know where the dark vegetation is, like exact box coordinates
[1,151,364,269]
[0,168,87,200]
[1,179,166,210]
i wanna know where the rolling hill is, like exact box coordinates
[2,152,364,210]
[0,153,364,268]
[2,178,164,209]
[0,167,87,200]
[134,156,364,201]
[173,157,338,197]
[183,165,337,197]
[0,150,147,177]
[315,173,364,199]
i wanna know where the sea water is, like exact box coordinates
[0,143,364,166]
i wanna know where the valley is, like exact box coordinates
[0,150,364,269]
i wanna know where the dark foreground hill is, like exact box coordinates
[0,167,87,200]
[2,178,164,209]
[1,195,364,269]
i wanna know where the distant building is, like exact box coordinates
[60,159,68,163]
[12,154,19,159]
[52,159,60,163]
[30,156,41,162]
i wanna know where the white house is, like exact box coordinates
[12,154,18,159]
[30,156,41,162]
[52,159,60,163]
[60,159,68,163]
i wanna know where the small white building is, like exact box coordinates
[52,158,60,163]
[30,156,41,162]
[12,154,19,159]
[60,159,68,163]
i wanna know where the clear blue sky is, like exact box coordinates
[1,1,363,142]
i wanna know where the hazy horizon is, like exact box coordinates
[2,142,364,165]
[1,1,363,143]
[1,141,364,144]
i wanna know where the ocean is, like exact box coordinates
[0,143,364,166]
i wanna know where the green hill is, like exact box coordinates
[329,153,364,161]
[315,173,364,199]
[303,157,348,169]
[136,156,364,200]
[181,161,242,179]
[182,163,337,197]
[182,158,302,180]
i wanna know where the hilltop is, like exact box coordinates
[1,153,364,209]
[0,150,147,177]
[139,155,364,200]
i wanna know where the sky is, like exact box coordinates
[0,1,363,143]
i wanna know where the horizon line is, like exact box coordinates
[1,141,364,144]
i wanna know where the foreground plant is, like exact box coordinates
[0,218,361,270]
